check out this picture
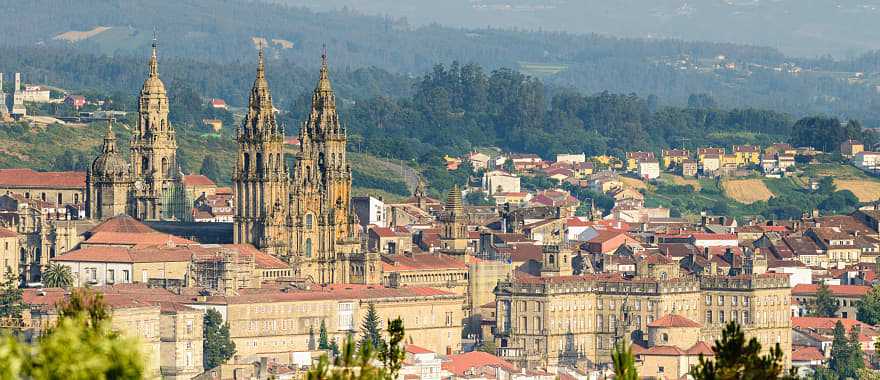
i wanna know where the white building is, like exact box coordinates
[17,85,51,103]
[555,153,586,164]
[483,171,521,195]
[400,345,443,380]
[854,151,880,171]
[352,196,386,228]
[468,152,491,171]
[637,160,660,180]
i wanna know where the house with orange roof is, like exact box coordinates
[182,174,217,201]
[792,284,871,319]
[368,225,412,254]
[581,230,641,255]
[491,191,531,206]
[630,314,716,379]
[0,168,86,207]
[381,252,468,297]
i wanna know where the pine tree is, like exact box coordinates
[858,285,880,325]
[829,320,860,379]
[199,155,221,182]
[203,309,236,370]
[319,319,330,350]
[0,268,25,326]
[360,303,383,352]
[690,322,788,380]
[811,282,840,317]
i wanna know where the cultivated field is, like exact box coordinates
[53,26,111,42]
[620,176,647,190]
[722,179,774,204]
[667,174,702,191]
[834,180,880,202]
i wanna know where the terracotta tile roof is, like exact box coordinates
[648,314,702,328]
[52,245,193,263]
[89,215,156,234]
[227,244,289,269]
[791,346,824,362]
[382,253,467,271]
[686,341,714,356]
[634,345,687,356]
[405,344,434,354]
[0,168,85,189]
[496,243,543,263]
[791,317,874,332]
[442,351,518,377]
[182,174,216,187]
[220,284,458,304]
[216,187,233,195]
[84,231,196,246]
[370,226,399,238]
[0,228,17,238]
[792,284,870,297]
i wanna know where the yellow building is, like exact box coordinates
[493,262,791,370]
[197,284,464,361]
[0,228,19,275]
[625,151,655,171]
[732,145,761,165]
[660,149,690,169]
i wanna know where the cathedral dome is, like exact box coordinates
[141,42,166,96]
[92,123,129,178]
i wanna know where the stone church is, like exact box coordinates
[86,40,188,222]
[232,48,380,285]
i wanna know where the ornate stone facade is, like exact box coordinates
[233,50,380,285]
[86,40,187,222]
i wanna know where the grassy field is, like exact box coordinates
[721,179,774,204]
[663,174,702,191]
[620,176,648,190]
[834,180,880,202]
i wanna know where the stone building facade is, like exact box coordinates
[492,249,791,370]
[232,49,379,285]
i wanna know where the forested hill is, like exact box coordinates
[5,0,880,122]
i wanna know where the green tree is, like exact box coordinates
[0,268,25,327]
[307,318,405,380]
[689,322,789,380]
[203,308,236,370]
[0,288,144,379]
[42,262,74,288]
[199,155,222,183]
[810,283,840,317]
[360,303,383,353]
[858,285,880,325]
[319,319,330,350]
[829,320,864,379]
[611,343,638,380]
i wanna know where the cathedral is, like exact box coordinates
[232,48,380,285]
[86,40,188,222]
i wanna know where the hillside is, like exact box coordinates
[4,1,880,121]
[0,120,412,199]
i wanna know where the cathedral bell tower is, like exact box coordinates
[233,46,290,255]
[86,120,132,220]
[439,184,470,254]
[129,38,186,221]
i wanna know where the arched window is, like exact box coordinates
[305,238,312,257]
[243,153,250,173]
[256,153,263,174]
[305,214,313,229]
[662,333,669,343]
[548,254,555,265]
[142,157,150,173]
[161,157,168,175]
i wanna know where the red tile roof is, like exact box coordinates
[442,351,518,377]
[220,284,458,305]
[183,174,216,187]
[0,168,85,189]
[792,284,871,298]
[405,344,434,354]
[89,215,156,234]
[633,345,686,356]
[686,341,714,356]
[227,244,290,269]
[84,231,196,247]
[382,253,467,271]
[791,346,824,362]
[0,228,17,238]
[791,317,874,333]
[648,314,702,328]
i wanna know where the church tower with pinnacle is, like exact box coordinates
[439,184,470,254]
[129,39,186,221]
[233,47,290,255]
[288,51,377,285]
[86,120,132,220]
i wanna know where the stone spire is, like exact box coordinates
[92,120,127,178]
[309,46,338,131]
[446,184,463,213]
[149,36,159,78]
[102,119,117,153]
[243,44,280,136]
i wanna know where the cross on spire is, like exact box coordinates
[149,29,159,77]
